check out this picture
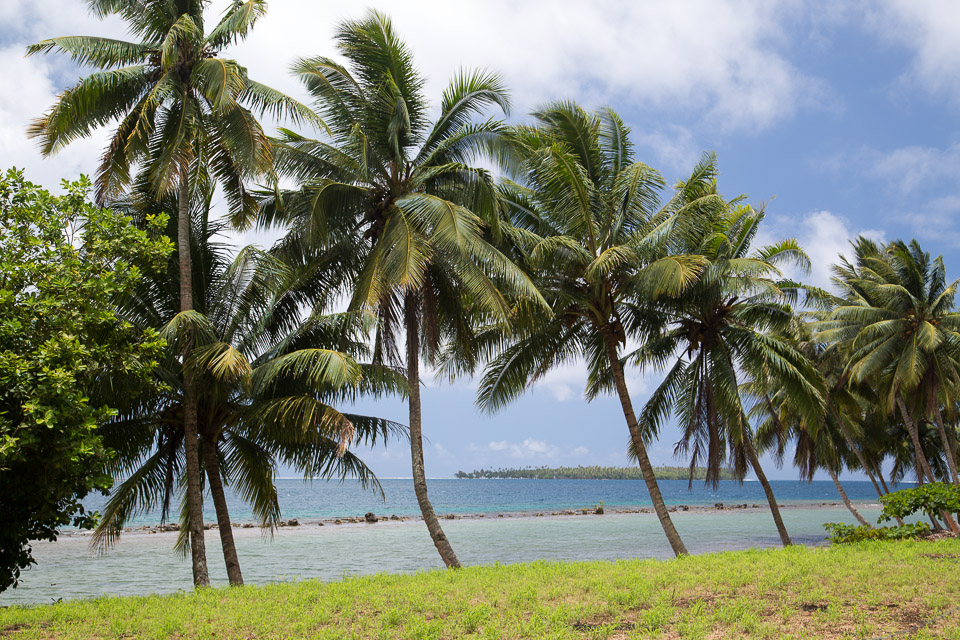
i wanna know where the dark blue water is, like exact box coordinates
[84,478,886,525]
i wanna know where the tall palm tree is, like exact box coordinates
[28,0,317,586]
[95,206,405,584]
[632,195,822,547]
[473,105,724,557]
[253,11,544,568]
[819,239,960,487]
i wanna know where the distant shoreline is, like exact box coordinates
[57,501,881,540]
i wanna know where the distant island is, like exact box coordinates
[455,465,739,481]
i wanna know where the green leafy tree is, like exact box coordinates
[632,192,821,547]
[256,11,544,568]
[28,0,317,586]
[474,104,725,557]
[0,168,171,592]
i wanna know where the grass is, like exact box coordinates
[1,539,958,639]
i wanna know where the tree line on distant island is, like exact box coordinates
[455,466,738,481]
[3,0,960,594]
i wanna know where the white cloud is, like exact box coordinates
[466,437,559,459]
[227,1,821,131]
[870,144,960,195]
[868,0,960,102]
[509,437,557,459]
[2,0,828,193]
[635,126,703,175]
[757,210,885,291]
[571,445,590,456]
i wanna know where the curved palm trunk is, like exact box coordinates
[932,404,960,485]
[744,436,792,546]
[828,401,885,498]
[601,331,687,557]
[404,292,460,569]
[178,179,210,588]
[203,437,243,586]
[878,473,891,495]
[896,393,936,482]
[898,394,960,533]
[824,464,869,527]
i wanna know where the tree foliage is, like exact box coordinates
[0,168,171,591]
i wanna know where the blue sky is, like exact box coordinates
[2,1,959,480]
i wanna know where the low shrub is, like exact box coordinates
[878,482,960,523]
[823,522,930,544]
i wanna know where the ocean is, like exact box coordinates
[2,479,893,605]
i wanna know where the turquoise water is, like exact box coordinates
[1,479,889,605]
[81,478,888,523]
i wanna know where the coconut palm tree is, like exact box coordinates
[746,323,870,527]
[819,238,960,487]
[252,11,544,568]
[28,0,317,586]
[472,105,726,557]
[631,194,822,547]
[94,204,405,584]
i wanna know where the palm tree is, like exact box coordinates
[819,239,960,487]
[747,324,871,527]
[632,194,822,547]
[253,11,544,568]
[95,206,405,584]
[28,0,317,586]
[473,105,724,557]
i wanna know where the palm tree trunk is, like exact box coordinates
[896,393,936,483]
[828,401,884,498]
[178,178,210,588]
[203,436,243,586]
[744,436,792,546]
[878,473,891,495]
[600,330,687,557]
[899,395,960,533]
[932,404,960,484]
[404,291,460,569]
[824,464,870,527]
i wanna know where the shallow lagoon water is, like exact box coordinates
[3,479,888,606]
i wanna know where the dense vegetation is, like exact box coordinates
[2,540,957,639]
[3,0,959,597]
[0,170,171,590]
[455,465,738,480]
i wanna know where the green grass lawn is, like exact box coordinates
[2,538,958,639]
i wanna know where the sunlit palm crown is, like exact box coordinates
[819,238,960,408]
[27,0,316,217]
[257,10,543,368]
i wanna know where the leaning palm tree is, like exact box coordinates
[95,207,405,584]
[28,0,317,586]
[252,11,544,568]
[472,105,726,557]
[819,238,960,487]
[632,194,823,547]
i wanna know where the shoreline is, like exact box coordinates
[56,500,881,541]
